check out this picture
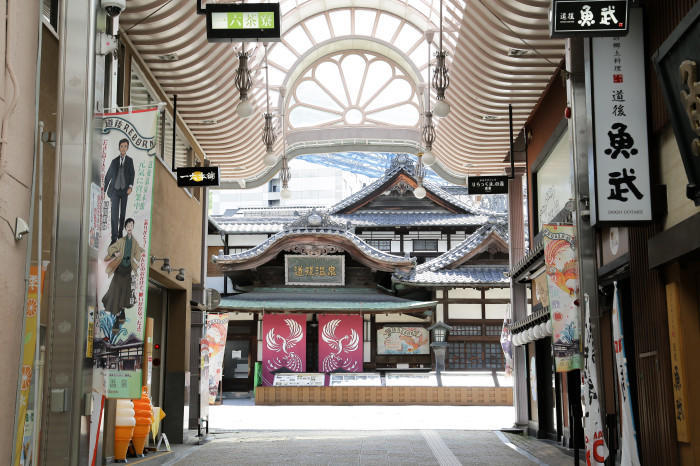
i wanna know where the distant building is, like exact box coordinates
[207,156,516,396]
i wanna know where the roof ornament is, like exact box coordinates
[285,208,353,232]
[387,153,415,175]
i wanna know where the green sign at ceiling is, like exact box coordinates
[285,255,345,286]
[211,12,276,30]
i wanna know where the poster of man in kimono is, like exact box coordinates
[91,107,159,399]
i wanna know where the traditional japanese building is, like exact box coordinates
[207,156,513,401]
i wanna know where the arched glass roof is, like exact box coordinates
[121,0,564,185]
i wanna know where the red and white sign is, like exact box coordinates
[318,315,362,373]
[262,314,306,386]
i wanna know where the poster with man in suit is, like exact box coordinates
[103,138,135,245]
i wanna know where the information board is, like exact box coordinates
[273,372,325,387]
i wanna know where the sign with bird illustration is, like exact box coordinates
[262,314,306,385]
[318,315,363,373]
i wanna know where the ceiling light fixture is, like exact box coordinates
[508,48,530,57]
[279,85,291,199]
[261,43,277,156]
[432,0,450,118]
[235,43,254,118]
[422,33,436,167]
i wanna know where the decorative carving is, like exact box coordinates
[388,154,415,175]
[680,60,700,156]
[284,244,345,256]
[285,208,352,231]
[390,180,414,196]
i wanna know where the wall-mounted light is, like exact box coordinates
[175,268,185,282]
[150,256,171,273]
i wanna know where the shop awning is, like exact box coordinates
[218,288,437,313]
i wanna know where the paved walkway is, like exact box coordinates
[126,402,583,466]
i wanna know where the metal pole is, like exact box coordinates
[172,94,177,172]
[509,104,515,178]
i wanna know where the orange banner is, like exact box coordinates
[14,262,47,466]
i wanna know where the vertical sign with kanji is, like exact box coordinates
[93,107,159,399]
[592,8,651,222]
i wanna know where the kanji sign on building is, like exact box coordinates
[592,8,651,222]
[550,0,629,37]
[467,176,508,194]
[205,3,281,42]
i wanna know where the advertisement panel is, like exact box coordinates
[592,9,651,222]
[543,224,582,371]
[205,314,229,404]
[318,315,363,373]
[92,107,159,398]
[262,314,307,386]
[377,326,429,355]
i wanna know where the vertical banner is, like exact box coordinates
[666,281,690,441]
[612,282,641,466]
[500,306,513,376]
[205,313,229,404]
[592,8,651,222]
[543,224,582,372]
[318,315,362,373]
[582,295,608,465]
[262,314,307,386]
[13,263,47,466]
[92,108,159,398]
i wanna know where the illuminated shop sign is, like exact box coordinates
[205,3,281,42]
[550,0,629,37]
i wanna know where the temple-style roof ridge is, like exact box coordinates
[390,220,509,286]
[416,220,509,273]
[213,225,416,269]
[328,157,502,216]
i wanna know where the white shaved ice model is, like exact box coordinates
[321,319,359,372]
[265,318,304,372]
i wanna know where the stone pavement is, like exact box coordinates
[126,429,583,466]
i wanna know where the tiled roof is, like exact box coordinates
[415,221,509,273]
[393,265,509,286]
[213,225,415,267]
[212,211,495,233]
[392,221,509,286]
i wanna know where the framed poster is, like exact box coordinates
[377,326,429,355]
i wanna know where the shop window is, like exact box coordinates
[451,325,481,336]
[413,239,438,251]
[484,343,505,369]
[367,239,391,251]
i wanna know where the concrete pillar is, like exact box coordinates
[41,1,103,463]
[508,170,528,427]
[0,0,40,461]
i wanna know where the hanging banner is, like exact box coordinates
[666,281,690,441]
[582,295,608,465]
[500,306,513,376]
[612,282,641,465]
[543,224,582,372]
[318,315,362,373]
[92,107,159,399]
[13,262,47,466]
[205,314,229,404]
[592,8,651,223]
[262,314,306,386]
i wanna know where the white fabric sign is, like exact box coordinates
[612,282,641,466]
[582,294,608,465]
[592,8,651,221]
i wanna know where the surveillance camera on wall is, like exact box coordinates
[102,0,125,17]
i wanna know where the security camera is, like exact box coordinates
[14,217,29,241]
[101,0,125,17]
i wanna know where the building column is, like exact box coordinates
[508,169,528,427]
[41,1,103,463]
[567,37,606,425]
